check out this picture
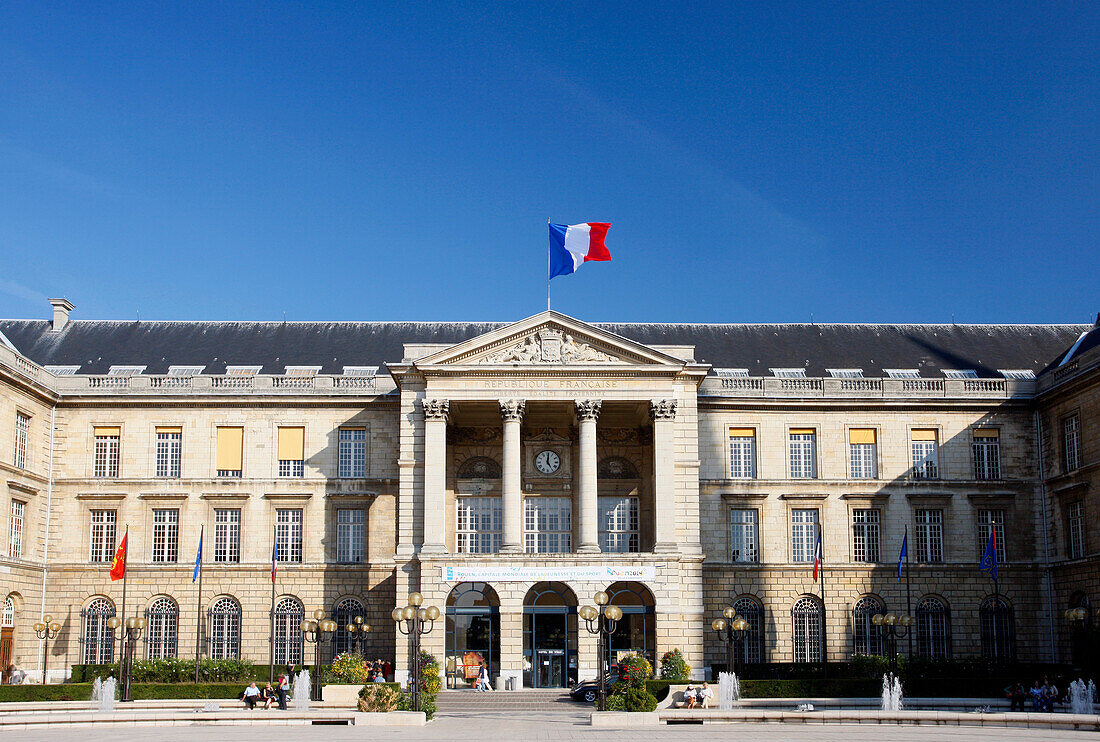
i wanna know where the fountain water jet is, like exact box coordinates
[881,672,903,712]
[1068,679,1096,715]
[717,671,741,710]
[292,669,311,710]
[91,676,117,712]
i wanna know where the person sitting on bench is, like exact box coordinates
[697,682,713,709]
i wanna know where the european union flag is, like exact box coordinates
[979,529,998,581]
[897,533,907,581]
[192,525,203,583]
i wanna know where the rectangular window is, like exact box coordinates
[338,428,367,478]
[455,497,502,554]
[977,509,1006,561]
[851,509,880,562]
[972,429,1001,480]
[791,508,819,562]
[9,500,24,559]
[277,427,305,478]
[336,508,365,563]
[599,496,640,553]
[89,509,117,562]
[1068,502,1085,559]
[276,509,303,563]
[151,509,179,563]
[215,426,244,478]
[729,428,757,479]
[911,429,939,479]
[848,428,877,479]
[524,497,572,553]
[1064,415,1081,472]
[789,429,817,479]
[214,509,241,563]
[730,508,758,563]
[155,427,182,478]
[914,509,943,563]
[13,412,29,470]
[93,426,121,478]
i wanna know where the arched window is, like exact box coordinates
[274,597,304,665]
[915,597,950,659]
[446,583,501,689]
[792,597,823,663]
[209,597,241,660]
[82,598,116,664]
[332,597,366,658]
[732,596,765,664]
[145,597,179,659]
[852,596,885,657]
[457,457,501,479]
[980,596,1015,660]
[1,597,14,628]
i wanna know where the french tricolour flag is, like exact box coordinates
[549,222,611,279]
[812,534,823,582]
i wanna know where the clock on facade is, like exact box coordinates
[534,449,561,474]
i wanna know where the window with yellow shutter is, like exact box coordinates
[216,427,244,478]
[729,428,756,479]
[278,427,305,478]
[848,428,877,479]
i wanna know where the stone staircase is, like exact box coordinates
[434,688,580,714]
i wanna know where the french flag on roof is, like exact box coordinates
[549,222,611,279]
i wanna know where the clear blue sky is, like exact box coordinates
[0,2,1096,324]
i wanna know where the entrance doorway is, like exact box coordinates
[523,582,577,688]
[446,583,500,689]
[605,582,656,670]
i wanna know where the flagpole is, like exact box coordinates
[194,525,203,684]
[905,524,913,660]
[992,532,1001,661]
[269,524,276,684]
[820,536,828,669]
[119,525,128,665]
[547,217,552,311]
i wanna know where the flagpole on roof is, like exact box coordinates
[547,217,552,311]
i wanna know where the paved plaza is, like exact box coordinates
[1,713,1098,742]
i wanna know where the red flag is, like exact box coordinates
[110,531,128,581]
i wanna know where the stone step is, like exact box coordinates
[434,689,578,712]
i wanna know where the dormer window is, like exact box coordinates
[998,369,1035,380]
[225,365,261,377]
[45,365,80,376]
[715,368,750,378]
[283,366,321,377]
[107,365,146,376]
[827,369,863,379]
[167,365,205,376]
[342,366,379,377]
[770,368,806,378]
[884,369,921,379]
[942,369,978,379]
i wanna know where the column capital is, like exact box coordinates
[422,398,450,421]
[650,399,678,420]
[499,399,526,423]
[574,399,602,422]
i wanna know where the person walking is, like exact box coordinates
[276,673,289,710]
[475,664,492,692]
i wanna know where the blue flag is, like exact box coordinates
[979,528,998,581]
[192,525,203,583]
[897,533,907,581]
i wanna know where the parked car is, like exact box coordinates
[569,673,620,703]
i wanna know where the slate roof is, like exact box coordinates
[0,319,1088,379]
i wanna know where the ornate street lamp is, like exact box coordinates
[301,609,337,702]
[393,592,440,713]
[712,606,751,676]
[579,591,623,712]
[1065,607,1092,670]
[32,616,62,685]
[871,612,911,672]
[106,615,146,702]
[343,615,371,656]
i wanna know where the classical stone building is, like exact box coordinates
[0,299,1096,686]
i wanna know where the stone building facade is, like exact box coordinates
[0,301,1096,685]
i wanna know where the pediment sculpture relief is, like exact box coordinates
[477,328,622,364]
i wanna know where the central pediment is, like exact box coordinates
[410,311,688,369]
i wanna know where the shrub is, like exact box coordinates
[659,649,691,681]
[608,686,658,712]
[396,688,437,720]
[331,653,370,684]
[358,683,401,712]
[615,654,653,689]
[416,650,442,696]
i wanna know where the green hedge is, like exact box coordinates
[0,683,244,702]
[69,660,339,684]
[643,678,878,700]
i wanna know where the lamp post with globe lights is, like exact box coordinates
[301,609,337,701]
[105,615,146,702]
[1066,606,1092,671]
[712,606,751,676]
[579,591,623,712]
[343,615,371,656]
[393,592,440,712]
[32,616,61,685]
[871,612,911,672]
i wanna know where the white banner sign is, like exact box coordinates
[439,564,657,583]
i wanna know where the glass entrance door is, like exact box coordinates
[536,648,565,688]
[523,610,577,688]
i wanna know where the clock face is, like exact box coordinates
[534,449,561,474]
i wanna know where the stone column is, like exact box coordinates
[575,399,602,553]
[421,398,449,554]
[500,399,525,553]
[651,399,678,553]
